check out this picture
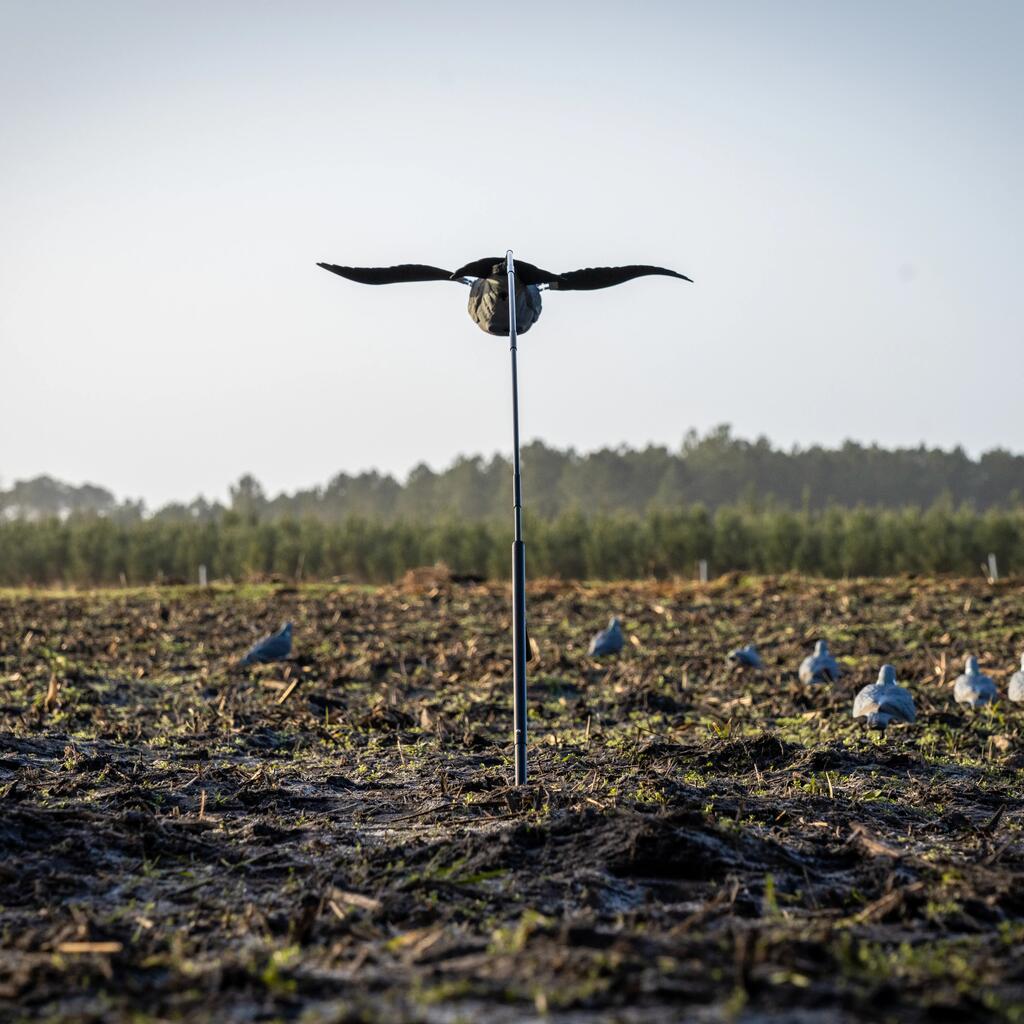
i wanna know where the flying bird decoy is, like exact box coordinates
[588,617,625,658]
[240,622,293,666]
[1008,654,1024,703]
[799,640,841,685]
[852,664,916,729]
[727,643,763,669]
[953,655,997,708]
[316,256,692,336]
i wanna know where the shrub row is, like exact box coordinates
[1,502,1021,585]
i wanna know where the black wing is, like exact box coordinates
[550,265,692,291]
[317,262,456,285]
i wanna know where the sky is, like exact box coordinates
[1,1,1022,508]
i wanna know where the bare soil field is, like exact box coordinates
[2,575,1024,1023]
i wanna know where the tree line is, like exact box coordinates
[4,426,1024,524]
[1,501,1021,585]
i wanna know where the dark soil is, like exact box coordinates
[2,575,1024,1022]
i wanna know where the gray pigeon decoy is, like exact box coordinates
[241,622,293,666]
[799,640,841,684]
[1008,654,1024,703]
[953,655,997,707]
[317,257,692,336]
[853,664,916,729]
[588,617,625,658]
[728,644,763,669]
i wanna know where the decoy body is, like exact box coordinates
[588,617,625,658]
[799,640,841,684]
[728,643,763,669]
[317,257,692,336]
[853,664,916,729]
[241,622,293,666]
[953,655,997,708]
[1008,654,1024,703]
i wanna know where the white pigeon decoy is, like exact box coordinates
[953,655,998,708]
[853,665,916,729]
[728,644,763,669]
[588,617,624,658]
[799,640,841,684]
[1008,654,1024,703]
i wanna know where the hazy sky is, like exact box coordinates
[2,1,1022,508]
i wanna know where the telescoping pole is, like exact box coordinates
[507,250,528,786]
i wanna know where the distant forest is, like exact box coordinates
[3,427,1023,524]
[4,428,1023,583]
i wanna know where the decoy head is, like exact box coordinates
[282,622,293,634]
[814,640,829,656]
[877,664,897,685]
[965,655,979,673]
[610,617,622,630]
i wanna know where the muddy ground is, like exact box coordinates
[2,575,1024,1023]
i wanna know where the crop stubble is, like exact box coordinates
[1,575,1024,1022]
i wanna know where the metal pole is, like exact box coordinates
[507,250,528,785]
